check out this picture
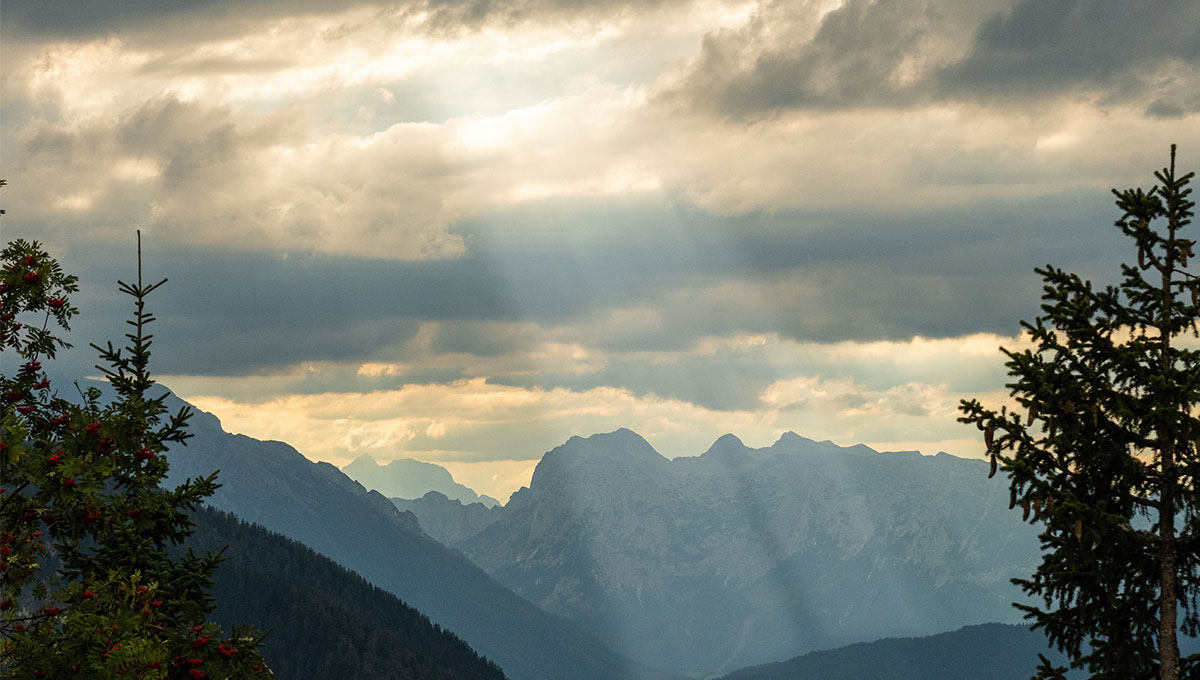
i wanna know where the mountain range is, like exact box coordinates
[155,390,1097,679]
[342,454,499,507]
[161,394,676,680]
[456,429,1043,677]
[391,491,503,546]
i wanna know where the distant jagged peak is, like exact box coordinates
[935,450,969,460]
[584,427,650,444]
[403,490,501,511]
[344,452,382,469]
[339,455,485,505]
[160,388,225,434]
[699,433,751,459]
[709,432,745,449]
[769,431,879,456]
[542,428,668,467]
[771,431,809,447]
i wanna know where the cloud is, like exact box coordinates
[179,363,1002,501]
[940,0,1200,105]
[10,0,1200,498]
[0,0,702,47]
[8,95,468,259]
[662,0,1001,116]
[1,0,344,42]
[9,1,1196,268]
[666,0,1200,119]
[436,459,539,502]
[14,179,1155,386]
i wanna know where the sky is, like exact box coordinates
[3,0,1199,502]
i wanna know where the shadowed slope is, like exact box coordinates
[163,395,677,680]
[186,506,508,680]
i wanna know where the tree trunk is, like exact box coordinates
[1158,144,1181,680]
[1159,497,1179,680]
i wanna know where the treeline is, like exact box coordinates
[182,506,508,680]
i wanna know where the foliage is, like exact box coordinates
[0,237,273,679]
[959,147,1200,679]
[188,506,508,680]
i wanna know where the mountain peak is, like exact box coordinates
[604,427,646,441]
[772,431,809,447]
[701,433,748,457]
[341,456,487,505]
[713,432,744,446]
[538,428,667,473]
[346,453,381,468]
[596,427,657,446]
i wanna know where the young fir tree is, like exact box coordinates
[0,235,273,679]
[959,146,1199,680]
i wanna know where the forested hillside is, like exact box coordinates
[184,506,508,680]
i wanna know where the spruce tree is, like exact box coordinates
[0,234,273,679]
[959,146,1199,679]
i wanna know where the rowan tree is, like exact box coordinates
[959,146,1199,679]
[0,235,273,679]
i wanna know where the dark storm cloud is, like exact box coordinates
[40,241,513,377]
[14,183,1126,413]
[940,0,1200,100]
[494,353,777,411]
[0,0,335,41]
[0,0,681,44]
[673,0,1200,119]
[677,0,934,116]
[14,176,1124,386]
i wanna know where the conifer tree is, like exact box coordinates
[959,146,1199,679]
[0,234,273,679]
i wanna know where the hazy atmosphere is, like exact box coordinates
[4,0,1199,501]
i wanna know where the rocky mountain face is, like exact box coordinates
[343,454,499,507]
[459,429,1042,678]
[161,395,677,680]
[391,492,503,546]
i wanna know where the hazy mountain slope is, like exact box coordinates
[163,397,676,680]
[186,506,508,680]
[390,492,503,546]
[721,624,1198,680]
[460,429,1042,677]
[343,454,499,507]
[719,624,1073,680]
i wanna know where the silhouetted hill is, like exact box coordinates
[720,624,1073,680]
[186,506,508,680]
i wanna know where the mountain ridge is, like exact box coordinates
[391,491,503,546]
[161,393,680,680]
[459,428,1042,677]
[342,453,499,507]
[187,506,509,680]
